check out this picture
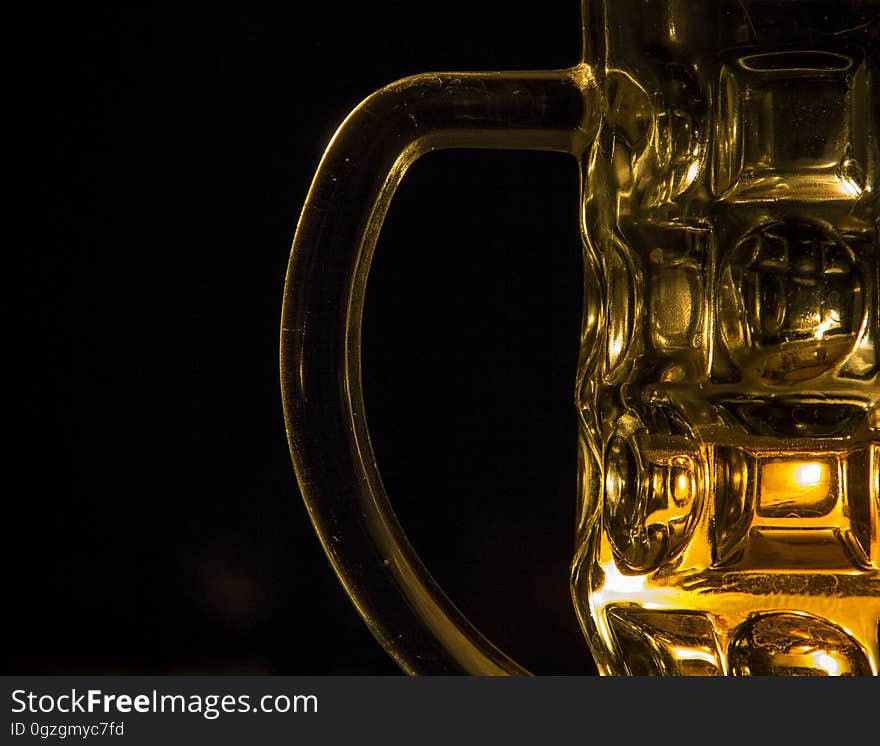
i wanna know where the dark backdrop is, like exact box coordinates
[18,0,598,675]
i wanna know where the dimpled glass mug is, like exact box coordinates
[281,0,879,675]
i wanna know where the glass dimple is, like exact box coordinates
[729,613,873,676]
[717,220,863,384]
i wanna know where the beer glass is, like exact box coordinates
[280,0,879,675]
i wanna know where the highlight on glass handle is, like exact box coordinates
[280,67,598,674]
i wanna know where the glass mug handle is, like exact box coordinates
[280,67,598,674]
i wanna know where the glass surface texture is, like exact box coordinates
[571,0,879,675]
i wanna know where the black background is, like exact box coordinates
[19,0,598,675]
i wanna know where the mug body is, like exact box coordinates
[573,0,880,675]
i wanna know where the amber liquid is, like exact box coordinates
[571,6,879,674]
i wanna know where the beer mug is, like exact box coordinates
[280,0,879,675]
